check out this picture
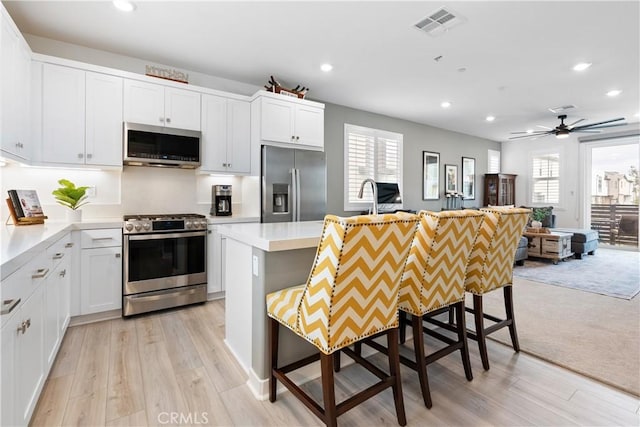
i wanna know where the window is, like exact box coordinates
[344,124,403,211]
[487,149,500,173]
[531,152,560,204]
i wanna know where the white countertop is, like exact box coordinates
[216,220,324,252]
[1,218,122,280]
[207,215,260,225]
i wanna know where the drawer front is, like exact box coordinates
[46,233,73,269]
[527,236,542,256]
[1,253,50,327]
[81,229,122,249]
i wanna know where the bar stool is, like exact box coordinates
[464,207,531,370]
[266,213,419,427]
[365,210,485,408]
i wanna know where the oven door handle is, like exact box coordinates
[126,231,206,241]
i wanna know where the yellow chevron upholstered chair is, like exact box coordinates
[399,209,484,407]
[362,210,485,408]
[266,213,419,427]
[463,207,530,370]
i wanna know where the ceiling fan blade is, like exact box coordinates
[572,130,602,133]
[568,118,585,128]
[510,131,548,135]
[576,122,628,130]
[537,125,553,130]
[509,132,552,140]
[572,117,625,130]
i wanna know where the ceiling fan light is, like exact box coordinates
[606,89,622,97]
[485,115,495,122]
[573,62,592,71]
[556,131,570,139]
[113,0,135,12]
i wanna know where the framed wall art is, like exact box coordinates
[462,156,476,200]
[445,164,458,194]
[422,151,440,200]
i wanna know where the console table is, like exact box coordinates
[524,231,574,264]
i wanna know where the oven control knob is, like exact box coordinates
[143,222,151,231]
[185,221,193,229]
[125,223,134,232]
[199,221,207,228]
[134,223,142,231]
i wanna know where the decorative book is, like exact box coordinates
[6,190,47,225]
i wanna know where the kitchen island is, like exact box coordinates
[216,220,325,399]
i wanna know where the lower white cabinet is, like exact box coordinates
[1,313,16,426]
[80,229,122,314]
[207,225,225,295]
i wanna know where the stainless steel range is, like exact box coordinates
[122,213,207,317]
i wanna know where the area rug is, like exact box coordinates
[481,277,640,397]
[513,248,640,300]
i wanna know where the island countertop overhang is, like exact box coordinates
[215,220,324,252]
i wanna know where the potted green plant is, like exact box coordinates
[530,209,547,228]
[52,179,89,222]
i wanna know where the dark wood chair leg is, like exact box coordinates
[504,285,520,352]
[399,310,407,344]
[412,314,432,408]
[448,306,455,325]
[387,328,407,426]
[268,317,279,402]
[473,294,490,371]
[333,351,341,372]
[320,352,338,427]
[455,301,473,381]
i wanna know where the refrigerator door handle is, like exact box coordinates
[295,168,301,221]
[291,168,298,222]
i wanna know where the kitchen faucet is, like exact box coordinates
[358,178,378,215]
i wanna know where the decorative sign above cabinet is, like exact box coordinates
[145,65,189,84]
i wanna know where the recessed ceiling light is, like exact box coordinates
[486,115,495,122]
[320,63,333,72]
[441,101,451,108]
[113,0,135,12]
[526,129,534,134]
[573,62,592,71]
[606,89,622,97]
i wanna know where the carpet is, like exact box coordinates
[513,248,640,299]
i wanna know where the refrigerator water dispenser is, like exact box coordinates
[272,183,289,213]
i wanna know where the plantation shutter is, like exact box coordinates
[488,149,501,173]
[531,153,560,203]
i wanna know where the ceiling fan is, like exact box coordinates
[509,114,626,140]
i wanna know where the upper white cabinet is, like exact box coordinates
[201,94,250,174]
[1,5,31,161]
[85,72,124,166]
[39,63,123,167]
[253,92,324,149]
[124,79,201,131]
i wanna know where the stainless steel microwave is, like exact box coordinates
[123,122,201,169]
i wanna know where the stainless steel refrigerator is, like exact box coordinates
[261,145,326,223]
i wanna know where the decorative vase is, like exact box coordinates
[531,220,542,228]
[66,209,82,223]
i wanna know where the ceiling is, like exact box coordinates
[4,1,639,143]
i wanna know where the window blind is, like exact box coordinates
[344,124,403,210]
[488,149,500,173]
[531,153,560,203]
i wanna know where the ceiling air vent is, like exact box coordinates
[548,105,577,113]
[414,7,465,36]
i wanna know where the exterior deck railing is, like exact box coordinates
[590,204,639,247]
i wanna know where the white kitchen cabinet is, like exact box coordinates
[124,79,201,130]
[41,63,85,164]
[253,92,324,149]
[0,307,16,427]
[39,64,123,167]
[207,224,225,295]
[201,94,250,174]
[85,72,124,166]
[1,5,31,161]
[80,229,122,315]
[15,284,45,426]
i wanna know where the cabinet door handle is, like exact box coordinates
[166,117,171,123]
[59,269,66,277]
[295,136,300,141]
[92,237,114,241]
[87,153,93,159]
[25,318,31,329]
[1,298,20,316]
[115,253,121,258]
[78,153,84,158]
[65,243,74,248]
[17,321,27,335]
[291,135,295,140]
[159,117,164,123]
[228,163,231,167]
[53,253,64,260]
[32,268,49,279]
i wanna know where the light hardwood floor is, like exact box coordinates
[31,300,640,426]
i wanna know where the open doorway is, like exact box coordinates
[583,137,639,250]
